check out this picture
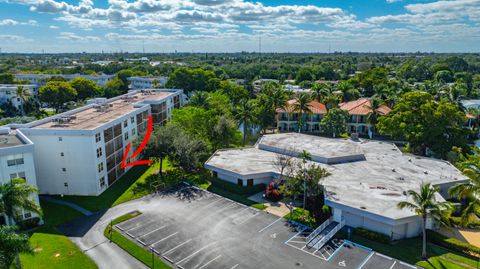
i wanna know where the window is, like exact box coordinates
[95,133,101,142]
[132,128,136,136]
[98,162,104,173]
[62,168,66,172]
[7,159,15,166]
[60,152,64,157]
[18,172,26,180]
[124,132,129,141]
[7,158,23,166]
[58,137,63,141]
[15,158,24,165]
[123,120,128,128]
[237,179,243,186]
[96,147,103,158]
[10,173,17,180]
[99,177,105,188]
[23,212,32,219]
[131,116,134,124]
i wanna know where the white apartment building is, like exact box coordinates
[0,128,41,225]
[0,84,38,111]
[11,89,183,196]
[15,74,115,86]
[128,76,168,89]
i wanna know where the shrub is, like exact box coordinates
[209,177,265,195]
[354,227,390,244]
[427,230,480,257]
[265,182,282,202]
[284,208,316,228]
[449,216,480,228]
[17,217,41,230]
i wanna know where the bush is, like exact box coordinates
[209,177,265,195]
[284,208,317,228]
[265,182,282,202]
[354,227,391,244]
[427,230,480,257]
[17,217,41,230]
[449,216,480,228]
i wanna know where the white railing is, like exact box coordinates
[312,218,346,250]
[306,217,333,244]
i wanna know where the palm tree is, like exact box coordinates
[0,225,33,269]
[298,150,312,209]
[449,160,480,226]
[14,86,31,115]
[398,183,451,259]
[366,97,382,137]
[292,93,312,133]
[0,178,42,226]
[188,91,210,109]
[236,100,255,146]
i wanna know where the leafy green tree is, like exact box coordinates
[167,67,220,95]
[366,97,382,136]
[0,178,41,226]
[0,73,15,84]
[336,81,360,102]
[102,78,123,98]
[170,106,216,143]
[398,183,451,259]
[295,67,314,84]
[70,77,100,100]
[320,108,348,137]
[188,91,210,109]
[211,115,240,149]
[116,69,134,92]
[14,86,31,115]
[141,125,176,176]
[0,225,33,269]
[377,92,468,157]
[170,130,209,171]
[434,70,453,84]
[218,81,249,108]
[38,81,77,112]
[292,93,312,133]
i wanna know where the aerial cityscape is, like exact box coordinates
[1,0,480,269]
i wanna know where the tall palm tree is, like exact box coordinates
[188,91,210,109]
[0,225,33,269]
[14,86,31,115]
[449,160,480,226]
[236,100,255,146]
[0,178,42,226]
[398,183,451,259]
[298,150,312,209]
[292,93,312,133]
[366,97,382,137]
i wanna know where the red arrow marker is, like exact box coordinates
[120,115,154,168]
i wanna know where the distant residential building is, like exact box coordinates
[12,89,183,196]
[229,79,246,86]
[276,99,327,132]
[0,128,41,225]
[252,79,279,93]
[128,76,168,90]
[15,74,115,86]
[315,80,340,85]
[276,98,391,135]
[0,84,38,111]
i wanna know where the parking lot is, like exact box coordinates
[115,184,417,269]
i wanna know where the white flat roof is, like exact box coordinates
[205,133,468,220]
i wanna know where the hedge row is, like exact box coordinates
[427,230,480,257]
[449,216,480,229]
[209,177,265,195]
[353,227,390,244]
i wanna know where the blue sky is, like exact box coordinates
[0,0,479,53]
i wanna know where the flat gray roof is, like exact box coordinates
[0,133,24,148]
[205,133,468,220]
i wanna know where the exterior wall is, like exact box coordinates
[216,171,271,186]
[0,133,41,224]
[15,74,114,86]
[0,84,38,111]
[128,77,168,89]
[276,112,323,133]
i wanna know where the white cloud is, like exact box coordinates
[49,25,59,29]
[58,31,100,41]
[0,19,19,26]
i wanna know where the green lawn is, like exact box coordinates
[20,200,97,269]
[55,161,171,212]
[336,231,478,269]
[21,226,97,269]
[104,212,171,269]
[206,185,267,210]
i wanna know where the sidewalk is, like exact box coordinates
[41,196,94,216]
[248,192,294,217]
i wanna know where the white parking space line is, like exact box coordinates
[151,232,179,247]
[202,197,223,209]
[230,264,239,269]
[163,239,192,255]
[176,244,212,265]
[138,225,168,239]
[126,220,156,232]
[358,252,375,269]
[390,261,397,269]
[197,255,222,269]
[258,218,282,233]
[236,212,259,225]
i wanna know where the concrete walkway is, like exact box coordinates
[248,192,293,217]
[40,196,94,216]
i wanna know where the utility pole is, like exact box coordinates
[142,40,145,54]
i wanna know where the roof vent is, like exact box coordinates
[360,206,367,209]
[392,168,396,172]
[424,171,428,174]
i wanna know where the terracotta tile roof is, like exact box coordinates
[339,98,391,116]
[276,99,327,114]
